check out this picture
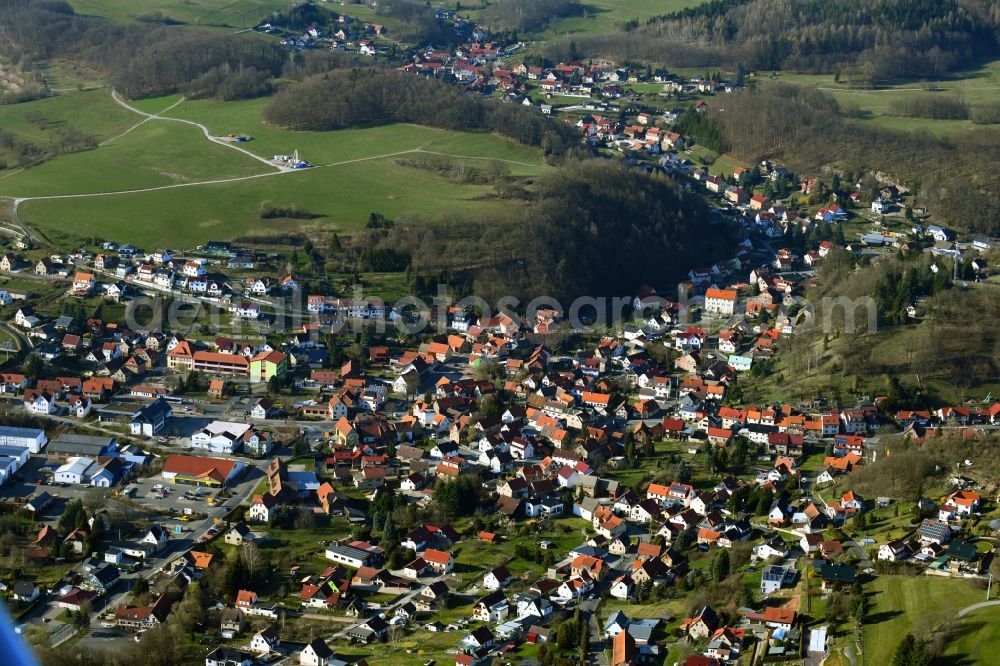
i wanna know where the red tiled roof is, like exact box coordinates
[162,454,238,483]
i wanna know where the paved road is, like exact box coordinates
[0,319,31,354]
[954,599,1000,619]
[581,597,607,666]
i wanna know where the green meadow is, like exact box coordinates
[16,149,534,248]
[863,576,982,666]
[460,0,707,36]
[159,95,549,168]
[0,88,134,145]
[0,119,269,197]
[0,90,549,247]
[941,605,1000,665]
[67,0,296,28]
[759,59,1000,136]
[559,0,706,33]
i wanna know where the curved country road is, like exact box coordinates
[954,599,1000,619]
[109,90,290,172]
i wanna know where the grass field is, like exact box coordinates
[684,144,752,179]
[474,0,709,36]
[0,90,549,247]
[159,96,549,168]
[940,604,1000,665]
[863,575,982,666]
[66,0,295,28]
[39,60,107,92]
[0,88,134,147]
[758,59,1000,136]
[0,119,269,197]
[17,151,529,248]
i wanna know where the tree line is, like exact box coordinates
[544,0,1000,85]
[886,94,970,121]
[0,0,287,99]
[262,67,581,157]
[475,0,582,33]
[886,94,1000,125]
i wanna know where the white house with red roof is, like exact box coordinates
[249,493,279,523]
[704,288,737,316]
[72,272,96,296]
[944,490,980,517]
[422,548,453,574]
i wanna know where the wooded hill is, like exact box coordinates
[0,0,288,99]
[262,68,582,158]
[688,84,1000,237]
[357,160,733,305]
[757,247,1000,409]
[546,0,1000,85]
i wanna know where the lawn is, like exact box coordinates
[604,597,686,622]
[863,575,982,666]
[684,144,751,179]
[849,501,920,543]
[940,604,1000,665]
[0,119,270,197]
[449,517,592,588]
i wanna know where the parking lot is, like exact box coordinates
[0,456,54,500]
[126,475,237,532]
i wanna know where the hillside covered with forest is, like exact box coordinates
[546,0,1000,85]
[678,84,1000,237]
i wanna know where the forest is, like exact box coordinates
[0,0,287,99]
[544,0,1000,85]
[688,84,1000,237]
[262,68,581,157]
[357,160,733,305]
[474,0,582,33]
[786,246,1000,404]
